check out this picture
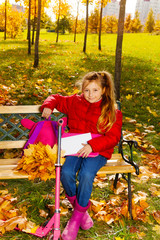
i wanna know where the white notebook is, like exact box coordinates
[61,133,92,156]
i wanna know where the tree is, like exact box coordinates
[55,15,71,34]
[88,8,99,33]
[144,8,155,33]
[0,3,24,38]
[34,0,41,68]
[154,14,160,32]
[28,0,31,55]
[105,15,118,33]
[82,0,94,53]
[74,0,80,42]
[32,0,37,45]
[114,0,126,100]
[96,0,110,50]
[40,13,54,29]
[83,0,89,53]
[124,13,132,32]
[71,18,86,33]
[16,0,51,44]
[53,0,71,43]
[4,0,7,40]
[129,10,142,33]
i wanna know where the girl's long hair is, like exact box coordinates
[78,71,116,134]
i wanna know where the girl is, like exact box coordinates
[41,71,122,240]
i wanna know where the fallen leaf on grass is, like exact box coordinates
[39,209,48,218]
[22,221,39,234]
[149,186,160,197]
[146,106,158,117]
[129,226,140,233]
[0,216,27,234]
[111,181,128,195]
[142,154,160,174]
[138,166,160,183]
[90,199,104,213]
[137,232,146,239]
[153,210,160,224]
[0,190,9,195]
[93,182,109,188]
[126,94,132,100]
[133,191,148,204]
[60,207,68,216]
[152,225,160,235]
[0,193,38,235]
[115,237,125,240]
[46,204,55,216]
[104,214,115,224]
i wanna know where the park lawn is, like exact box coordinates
[0,31,160,239]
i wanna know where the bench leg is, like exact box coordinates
[113,173,119,189]
[128,173,133,220]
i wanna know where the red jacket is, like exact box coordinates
[41,94,123,159]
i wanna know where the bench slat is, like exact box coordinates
[0,105,59,114]
[0,154,134,179]
[0,158,20,165]
[0,105,41,114]
[98,164,135,175]
[0,140,26,149]
[0,169,28,179]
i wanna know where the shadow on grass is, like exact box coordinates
[1,45,159,133]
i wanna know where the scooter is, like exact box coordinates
[29,118,63,239]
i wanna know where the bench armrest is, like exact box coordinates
[119,138,139,175]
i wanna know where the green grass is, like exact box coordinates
[0,31,160,239]
[0,31,159,133]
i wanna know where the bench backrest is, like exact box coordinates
[0,105,64,150]
[0,102,122,151]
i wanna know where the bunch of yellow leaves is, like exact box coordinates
[16,142,65,181]
[0,190,38,235]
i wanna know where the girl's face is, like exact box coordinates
[83,81,104,103]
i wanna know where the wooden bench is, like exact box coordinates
[0,104,139,219]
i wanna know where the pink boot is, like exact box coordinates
[62,200,90,240]
[65,194,93,230]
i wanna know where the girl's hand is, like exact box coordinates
[42,108,52,119]
[77,144,92,158]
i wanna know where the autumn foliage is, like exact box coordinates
[0,187,38,235]
[16,142,65,181]
[0,3,25,38]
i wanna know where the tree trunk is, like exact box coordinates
[83,0,89,53]
[114,0,126,100]
[4,0,7,40]
[99,2,103,51]
[34,0,41,68]
[28,0,31,55]
[56,0,61,43]
[32,1,37,45]
[74,0,79,43]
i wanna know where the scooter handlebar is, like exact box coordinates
[58,119,64,126]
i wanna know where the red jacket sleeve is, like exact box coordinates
[88,110,122,152]
[40,94,75,114]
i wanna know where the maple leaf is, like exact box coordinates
[111,181,128,195]
[153,210,160,224]
[90,199,104,213]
